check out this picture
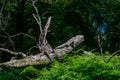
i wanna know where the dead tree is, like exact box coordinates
[0,0,84,68]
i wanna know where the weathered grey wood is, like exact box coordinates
[0,0,84,68]
[0,35,84,68]
[54,35,84,53]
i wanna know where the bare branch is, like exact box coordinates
[0,22,16,51]
[43,16,52,44]
[0,48,16,55]
[0,0,8,13]
[106,49,120,63]
[0,32,37,51]
[0,0,8,27]
[32,0,42,33]
[0,48,26,59]
[97,35,103,56]
[0,32,36,41]
[32,14,40,26]
[26,46,38,55]
[41,11,48,18]
[0,47,27,62]
[21,33,36,41]
[0,0,15,51]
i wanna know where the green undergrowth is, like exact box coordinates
[0,53,120,80]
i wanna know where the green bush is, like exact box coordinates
[0,67,22,80]
[0,54,120,80]
[20,66,40,80]
[33,54,120,80]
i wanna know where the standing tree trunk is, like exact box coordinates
[16,0,27,51]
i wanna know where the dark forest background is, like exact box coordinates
[0,0,120,53]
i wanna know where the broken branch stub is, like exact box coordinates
[32,0,52,55]
[32,0,42,33]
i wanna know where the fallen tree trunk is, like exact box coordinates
[0,35,84,68]
[0,0,84,68]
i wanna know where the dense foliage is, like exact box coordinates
[0,53,120,80]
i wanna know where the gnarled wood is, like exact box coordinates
[0,35,84,68]
[0,0,84,69]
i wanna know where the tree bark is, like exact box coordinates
[0,35,84,68]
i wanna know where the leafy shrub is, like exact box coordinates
[33,55,120,80]
[0,67,22,80]
[19,66,40,80]
[0,54,120,80]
